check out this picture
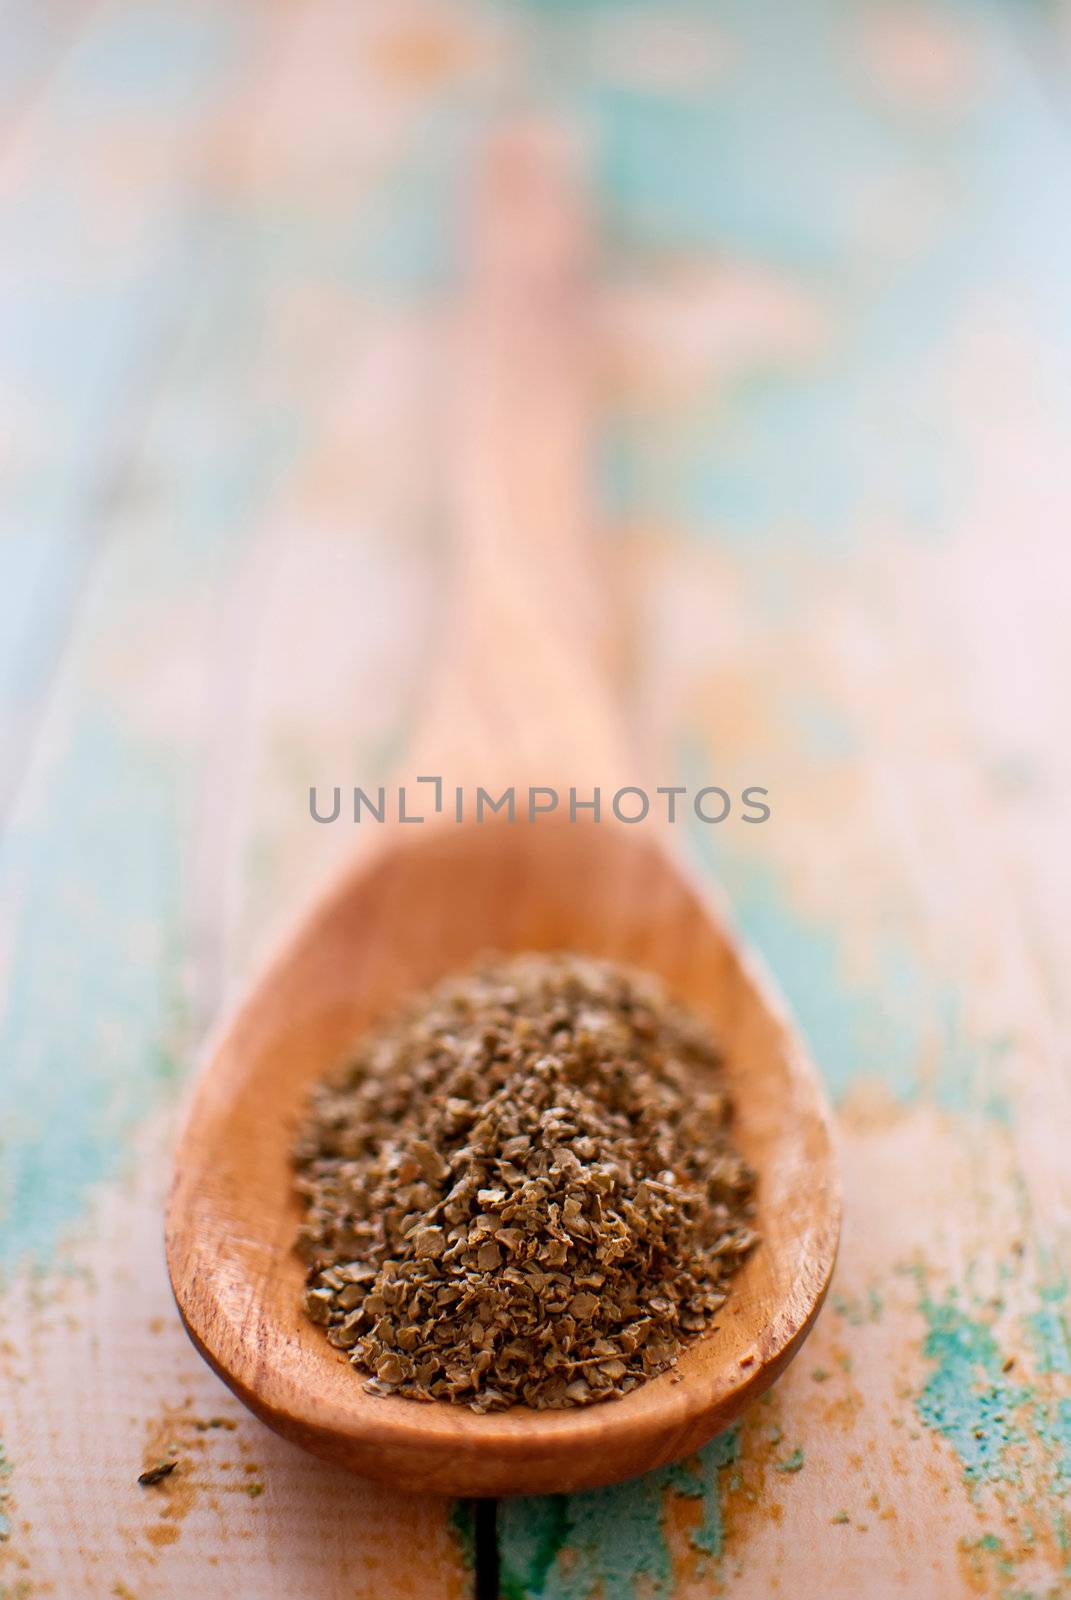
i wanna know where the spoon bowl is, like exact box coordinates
[166,812,838,1495]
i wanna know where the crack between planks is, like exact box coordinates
[474,1498,500,1600]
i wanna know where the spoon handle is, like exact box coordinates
[417,124,627,790]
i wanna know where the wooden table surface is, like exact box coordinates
[2,1,1070,1596]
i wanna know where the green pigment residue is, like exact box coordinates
[787,695,859,761]
[915,1293,1030,1483]
[1033,1398,1071,1489]
[0,712,187,1272]
[931,993,1012,1123]
[664,1428,740,1561]
[774,1447,804,1474]
[1057,1399,1071,1484]
[498,1429,739,1600]
[681,821,919,1105]
[678,742,1014,1114]
[449,1501,476,1570]
[1025,1309,1071,1376]
[499,1497,570,1600]
[0,1438,12,1541]
[832,1287,883,1327]
[958,1532,1017,1591]
[1026,1268,1071,1376]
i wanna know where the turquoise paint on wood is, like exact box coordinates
[0,710,186,1272]
[0,1436,12,1542]
[0,390,305,1274]
[0,203,310,1276]
[2,0,1070,1591]
[0,0,81,112]
[498,1430,739,1600]
[911,1262,1071,1550]
[681,741,1016,1114]
[448,1500,477,1572]
[1025,1310,1071,1378]
[585,0,1071,552]
[1048,1400,1071,1486]
[682,807,920,1105]
[915,1291,1032,1485]
[1026,1269,1071,1376]
[0,0,251,795]
[59,2,236,108]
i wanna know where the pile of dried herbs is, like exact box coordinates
[293,952,757,1412]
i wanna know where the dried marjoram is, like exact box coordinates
[293,952,757,1411]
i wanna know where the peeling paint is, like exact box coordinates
[0,1437,12,1542]
[683,824,922,1105]
[499,1497,569,1600]
[498,1430,738,1600]
[684,793,1018,1123]
[1025,1309,1071,1377]
[449,1500,476,1572]
[0,713,187,1274]
[1033,1398,1071,1489]
[915,1291,1030,1484]
[1026,1268,1071,1377]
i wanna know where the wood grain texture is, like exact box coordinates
[2,0,1070,1593]
[0,2,467,1594]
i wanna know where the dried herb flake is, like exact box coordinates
[293,953,757,1411]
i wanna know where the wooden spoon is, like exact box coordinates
[166,129,839,1498]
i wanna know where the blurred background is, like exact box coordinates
[2,2,1071,1597]
[5,0,1069,1006]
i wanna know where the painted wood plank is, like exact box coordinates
[0,0,92,135]
[0,0,252,819]
[2,0,1070,1594]
[0,1,468,1592]
[491,0,1071,1592]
